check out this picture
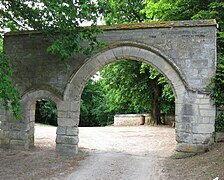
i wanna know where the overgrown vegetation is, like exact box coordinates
[0,38,20,119]
[35,99,57,126]
[0,0,104,120]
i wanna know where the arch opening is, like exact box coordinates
[77,58,177,154]
[79,59,176,127]
[62,45,186,154]
[20,90,61,150]
[64,45,187,102]
[33,99,58,149]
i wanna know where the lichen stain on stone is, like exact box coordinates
[100,19,217,31]
[5,19,217,36]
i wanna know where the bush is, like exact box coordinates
[215,112,224,132]
[35,99,57,126]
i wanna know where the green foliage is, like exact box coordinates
[210,55,224,108]
[142,0,224,131]
[98,0,146,24]
[96,0,175,125]
[80,59,174,127]
[215,112,224,132]
[0,0,104,59]
[100,60,174,115]
[100,60,153,114]
[35,99,57,126]
[80,79,113,126]
[140,63,175,113]
[0,0,104,118]
[0,39,21,119]
[142,0,218,22]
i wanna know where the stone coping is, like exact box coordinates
[115,114,144,117]
[5,19,217,36]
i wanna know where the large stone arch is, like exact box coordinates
[60,43,215,154]
[64,43,187,101]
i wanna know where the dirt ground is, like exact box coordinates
[0,125,223,180]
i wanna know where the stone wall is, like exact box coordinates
[114,114,145,126]
[1,19,217,154]
[4,20,216,96]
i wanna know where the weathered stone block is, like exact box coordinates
[9,123,30,131]
[57,102,71,112]
[56,144,78,155]
[0,115,6,121]
[176,143,209,153]
[192,134,212,144]
[57,118,79,127]
[181,116,193,123]
[200,98,210,104]
[199,104,211,109]
[182,104,194,116]
[67,112,79,119]
[9,131,29,140]
[0,139,10,147]
[66,127,79,136]
[175,122,191,133]
[10,140,29,150]
[192,124,214,134]
[56,135,79,145]
[57,111,68,118]
[56,126,66,135]
[70,101,80,112]
[200,110,215,117]
[176,132,192,143]
[0,122,9,131]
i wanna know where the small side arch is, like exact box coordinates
[21,89,62,121]
[20,89,63,148]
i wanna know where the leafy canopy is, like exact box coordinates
[0,0,104,118]
[142,0,224,130]
[1,0,104,59]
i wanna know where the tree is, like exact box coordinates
[100,60,153,114]
[35,99,57,126]
[80,79,114,126]
[0,0,104,118]
[0,0,104,59]
[98,0,146,24]
[99,60,174,124]
[98,0,175,124]
[142,0,224,130]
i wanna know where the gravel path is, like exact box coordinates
[35,125,176,179]
[1,125,223,179]
[64,126,176,180]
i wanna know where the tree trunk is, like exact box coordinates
[151,79,162,125]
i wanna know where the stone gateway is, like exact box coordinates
[0,19,217,154]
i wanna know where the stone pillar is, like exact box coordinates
[0,105,31,150]
[0,107,10,148]
[56,101,80,155]
[7,110,31,150]
[175,92,216,153]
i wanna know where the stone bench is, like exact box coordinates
[114,114,145,126]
